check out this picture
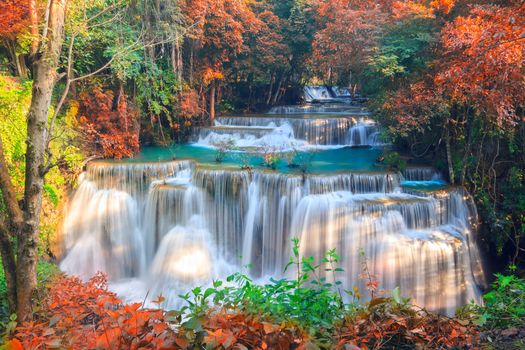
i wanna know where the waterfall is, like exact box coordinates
[304,86,333,102]
[194,105,376,149]
[213,116,354,145]
[347,119,381,147]
[61,163,484,312]
[403,167,443,181]
[267,105,369,115]
[60,102,485,313]
[331,86,352,98]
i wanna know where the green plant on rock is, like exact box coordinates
[213,139,236,163]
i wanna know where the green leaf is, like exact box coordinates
[392,286,402,304]
[203,288,215,299]
[183,316,204,332]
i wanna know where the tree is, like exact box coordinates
[435,1,525,128]
[180,0,260,121]
[0,0,155,322]
[311,0,387,88]
[0,0,68,322]
[0,0,30,77]
[377,0,525,264]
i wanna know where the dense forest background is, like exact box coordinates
[0,0,524,338]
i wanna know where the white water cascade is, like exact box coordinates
[304,85,333,102]
[195,103,379,149]
[60,101,485,315]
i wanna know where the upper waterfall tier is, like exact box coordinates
[267,105,369,115]
[303,86,358,103]
[211,115,354,145]
[193,111,380,150]
[192,101,379,150]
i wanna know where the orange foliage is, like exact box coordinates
[382,80,446,137]
[201,312,304,349]
[312,3,387,78]
[337,300,478,349]
[9,273,480,349]
[245,8,290,73]
[430,0,455,14]
[0,0,29,39]
[179,88,202,119]
[77,87,140,159]
[11,273,177,349]
[9,274,307,349]
[435,2,525,127]
[181,0,261,84]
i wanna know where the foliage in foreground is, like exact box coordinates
[4,245,479,349]
[471,273,525,331]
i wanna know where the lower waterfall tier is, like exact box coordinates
[60,160,485,315]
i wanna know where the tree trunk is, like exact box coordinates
[266,72,275,106]
[3,39,28,78]
[0,226,17,312]
[29,0,39,56]
[16,0,67,322]
[0,138,23,314]
[172,31,183,84]
[189,42,194,85]
[445,127,455,185]
[271,74,285,105]
[460,131,472,186]
[171,45,177,80]
[209,80,216,123]
[272,73,288,105]
[17,55,29,78]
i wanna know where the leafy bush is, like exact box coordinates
[6,273,177,349]
[473,274,525,330]
[337,296,478,349]
[177,239,347,345]
[381,151,407,172]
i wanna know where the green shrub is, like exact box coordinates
[473,274,525,329]
[176,238,352,345]
[382,150,407,172]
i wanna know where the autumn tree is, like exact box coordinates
[0,0,30,77]
[378,0,525,264]
[180,0,261,121]
[435,1,525,128]
[311,0,388,88]
[0,0,68,322]
[234,2,291,106]
[77,86,139,159]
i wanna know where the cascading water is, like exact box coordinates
[195,104,379,149]
[403,167,443,181]
[304,86,333,102]
[347,119,381,147]
[60,98,485,314]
